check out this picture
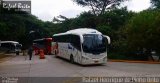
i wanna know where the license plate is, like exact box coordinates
[94,61,99,63]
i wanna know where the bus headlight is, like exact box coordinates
[103,57,107,61]
[82,56,89,60]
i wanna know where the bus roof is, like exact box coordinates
[33,38,52,42]
[53,28,102,36]
[0,41,19,44]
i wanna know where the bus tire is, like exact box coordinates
[16,51,19,55]
[6,50,10,53]
[70,55,74,64]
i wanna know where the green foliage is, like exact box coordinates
[101,7,135,30]
[97,25,112,35]
[108,53,128,60]
[108,53,149,60]
[0,5,51,49]
[73,0,128,15]
[151,0,160,9]
[124,10,160,54]
[72,12,97,28]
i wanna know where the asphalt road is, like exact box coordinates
[0,54,160,83]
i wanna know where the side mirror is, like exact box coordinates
[103,35,111,44]
[80,35,84,43]
[20,44,22,47]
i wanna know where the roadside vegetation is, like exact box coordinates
[0,52,8,59]
[0,0,160,61]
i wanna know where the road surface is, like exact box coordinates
[0,54,160,82]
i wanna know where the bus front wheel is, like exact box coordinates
[16,51,19,55]
[55,51,58,57]
[70,55,74,64]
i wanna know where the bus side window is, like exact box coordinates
[1,43,10,50]
[10,43,15,50]
[70,35,81,51]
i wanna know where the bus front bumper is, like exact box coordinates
[81,56,107,65]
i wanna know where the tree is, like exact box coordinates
[151,0,160,9]
[0,6,51,49]
[71,12,97,28]
[73,0,127,15]
[98,7,135,30]
[124,10,160,60]
[52,15,69,23]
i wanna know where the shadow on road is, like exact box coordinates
[54,56,106,67]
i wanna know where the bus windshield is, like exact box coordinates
[15,44,22,49]
[82,34,107,54]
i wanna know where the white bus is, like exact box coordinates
[0,41,22,55]
[52,28,110,65]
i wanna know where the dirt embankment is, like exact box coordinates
[0,52,9,59]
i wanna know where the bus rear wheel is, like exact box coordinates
[70,55,74,64]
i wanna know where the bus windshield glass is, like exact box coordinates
[15,44,22,49]
[82,34,107,54]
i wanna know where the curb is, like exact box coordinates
[108,60,160,64]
